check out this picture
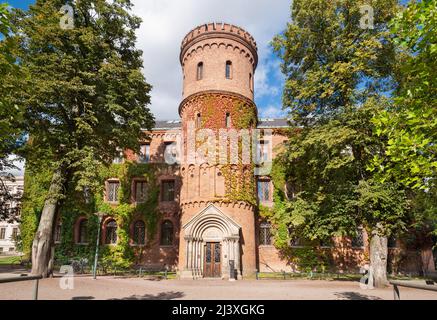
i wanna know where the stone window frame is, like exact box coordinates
[105,179,120,204]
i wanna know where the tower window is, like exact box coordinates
[225,61,232,79]
[225,113,231,128]
[196,113,202,128]
[249,73,253,91]
[197,62,203,80]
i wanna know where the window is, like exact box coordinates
[225,61,232,79]
[225,113,231,128]
[139,144,150,163]
[161,180,175,201]
[107,181,120,202]
[8,247,14,252]
[105,220,117,244]
[133,220,146,245]
[256,140,269,163]
[249,73,253,91]
[257,179,271,202]
[197,62,203,80]
[11,228,18,241]
[196,113,202,128]
[351,229,364,247]
[54,223,62,243]
[0,247,2,253]
[135,181,148,203]
[160,220,173,245]
[259,222,272,245]
[0,228,5,240]
[78,219,88,244]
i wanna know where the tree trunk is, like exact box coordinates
[369,231,389,288]
[31,164,66,277]
[421,246,436,275]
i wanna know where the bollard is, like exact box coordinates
[32,278,39,300]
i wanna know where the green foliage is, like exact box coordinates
[271,0,408,250]
[371,0,437,190]
[22,161,163,267]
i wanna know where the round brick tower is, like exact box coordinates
[178,23,258,279]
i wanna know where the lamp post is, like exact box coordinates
[93,212,104,280]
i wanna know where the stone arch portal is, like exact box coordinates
[182,204,241,279]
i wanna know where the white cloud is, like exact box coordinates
[131,0,291,119]
[259,105,287,119]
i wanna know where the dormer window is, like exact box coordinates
[197,62,203,80]
[225,61,232,79]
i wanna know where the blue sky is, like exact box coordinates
[3,0,289,120]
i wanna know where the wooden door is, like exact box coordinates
[203,242,221,277]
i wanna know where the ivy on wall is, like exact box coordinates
[20,161,169,268]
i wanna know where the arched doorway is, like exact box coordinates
[182,204,241,279]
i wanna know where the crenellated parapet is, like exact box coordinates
[180,22,258,67]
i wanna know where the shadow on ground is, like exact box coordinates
[334,291,383,300]
[109,291,185,300]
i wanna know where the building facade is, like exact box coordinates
[0,176,23,255]
[40,23,433,278]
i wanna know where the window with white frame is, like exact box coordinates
[107,181,120,202]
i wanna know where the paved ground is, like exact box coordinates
[1,271,436,300]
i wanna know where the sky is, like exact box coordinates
[3,0,290,120]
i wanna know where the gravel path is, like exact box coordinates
[0,275,436,300]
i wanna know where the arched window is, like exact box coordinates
[259,222,272,245]
[351,228,364,247]
[225,113,231,128]
[197,62,203,80]
[78,219,88,244]
[196,113,201,128]
[133,220,146,245]
[160,220,173,245]
[105,220,117,244]
[225,61,232,79]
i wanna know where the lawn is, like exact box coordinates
[0,255,22,265]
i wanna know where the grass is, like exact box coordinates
[0,255,22,265]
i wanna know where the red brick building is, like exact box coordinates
[85,23,433,279]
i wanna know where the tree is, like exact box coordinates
[272,0,403,287]
[372,0,437,190]
[11,0,154,277]
[370,0,437,271]
[0,2,24,222]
